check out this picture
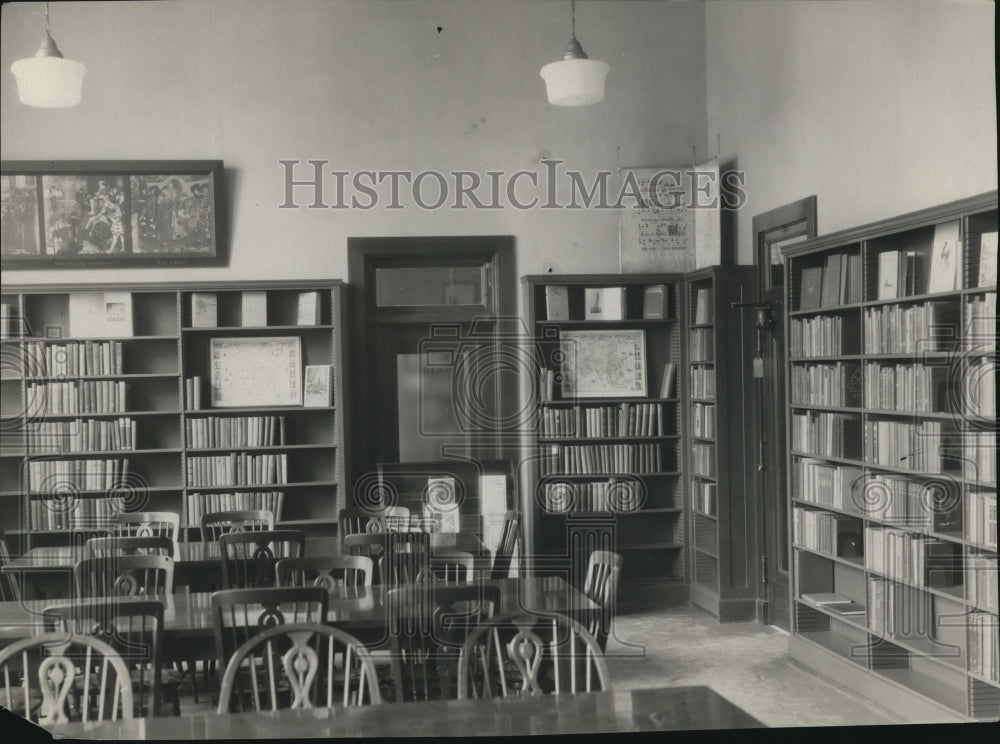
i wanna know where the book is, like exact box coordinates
[979,231,998,287]
[642,284,668,319]
[846,254,863,304]
[242,291,268,327]
[820,253,842,307]
[799,267,823,310]
[694,288,713,324]
[877,250,899,300]
[602,287,625,320]
[838,252,850,304]
[659,362,677,398]
[68,293,107,337]
[303,365,332,407]
[927,220,960,293]
[191,293,218,328]
[544,285,570,320]
[0,302,14,339]
[103,292,134,338]
[296,291,321,325]
[902,250,917,296]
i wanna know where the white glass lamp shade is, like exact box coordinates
[540,57,609,107]
[11,54,86,108]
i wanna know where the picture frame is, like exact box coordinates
[210,336,302,408]
[1,160,225,269]
[560,329,647,398]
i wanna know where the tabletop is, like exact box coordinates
[0,575,597,647]
[39,686,763,738]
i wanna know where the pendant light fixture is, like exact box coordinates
[11,2,86,108]
[540,0,609,107]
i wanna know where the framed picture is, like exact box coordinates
[1,160,224,269]
[210,336,302,408]
[560,329,647,398]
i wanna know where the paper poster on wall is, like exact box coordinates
[619,159,721,272]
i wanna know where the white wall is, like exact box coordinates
[706,0,997,263]
[1,0,708,286]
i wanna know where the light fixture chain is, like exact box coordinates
[571,0,576,39]
[45,1,51,35]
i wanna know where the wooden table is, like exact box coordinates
[38,686,763,738]
[1,533,489,599]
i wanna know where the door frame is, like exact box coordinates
[751,196,817,628]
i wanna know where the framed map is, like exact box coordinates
[560,329,647,398]
[210,336,301,408]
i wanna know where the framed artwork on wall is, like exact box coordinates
[0,160,225,269]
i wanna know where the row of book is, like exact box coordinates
[693,288,714,324]
[792,459,863,512]
[27,496,126,532]
[190,290,323,327]
[867,577,932,641]
[185,415,287,449]
[26,418,138,453]
[963,432,996,483]
[26,458,130,493]
[790,362,861,408]
[689,366,715,399]
[689,328,714,362]
[790,412,862,458]
[25,341,126,378]
[538,368,558,403]
[792,506,858,557]
[864,525,958,586]
[540,480,642,513]
[967,554,999,614]
[27,380,128,414]
[966,491,997,550]
[863,362,950,413]
[690,403,715,439]
[863,419,948,474]
[182,491,283,527]
[965,358,996,418]
[692,479,717,516]
[539,403,666,438]
[798,252,863,311]
[862,301,958,355]
[541,443,662,475]
[185,453,288,487]
[789,314,854,359]
[690,443,715,478]
[970,611,999,684]
[184,376,204,410]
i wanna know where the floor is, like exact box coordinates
[174,604,953,729]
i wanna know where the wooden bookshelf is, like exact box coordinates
[782,191,998,721]
[0,280,349,553]
[522,274,688,609]
[684,266,758,621]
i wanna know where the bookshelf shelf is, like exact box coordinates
[524,274,687,607]
[783,191,999,720]
[0,281,349,553]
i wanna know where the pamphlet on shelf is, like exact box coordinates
[979,231,998,287]
[296,291,321,325]
[191,293,218,328]
[303,365,333,407]
[544,285,570,320]
[242,291,267,326]
[642,284,668,319]
[694,288,713,324]
[659,362,677,398]
[877,250,899,300]
[820,254,842,307]
[68,293,107,337]
[103,292,134,338]
[799,267,823,310]
[927,220,960,293]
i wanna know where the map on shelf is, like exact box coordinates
[210,336,302,408]
[560,329,647,398]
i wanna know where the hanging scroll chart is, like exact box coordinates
[210,336,302,407]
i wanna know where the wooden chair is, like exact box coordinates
[342,533,388,565]
[73,555,174,598]
[42,599,179,717]
[0,530,21,602]
[83,535,175,559]
[429,550,475,584]
[275,555,373,590]
[112,512,180,557]
[378,531,431,587]
[457,611,610,699]
[386,583,501,702]
[218,529,305,589]
[338,508,387,553]
[0,632,134,724]
[489,511,521,579]
[217,622,380,712]
[581,550,623,651]
[200,510,274,543]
